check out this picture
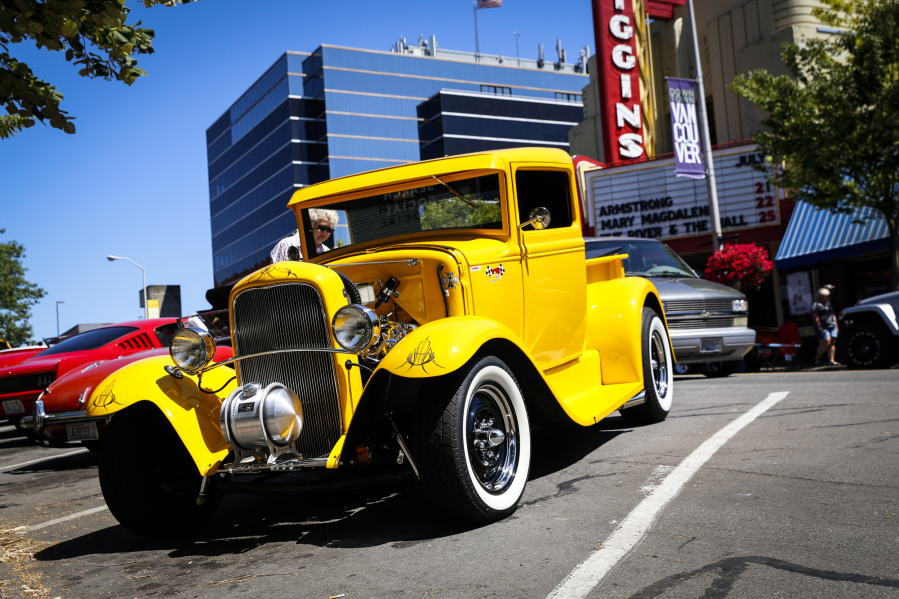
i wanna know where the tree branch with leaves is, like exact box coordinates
[729,0,899,290]
[0,229,46,347]
[0,0,193,137]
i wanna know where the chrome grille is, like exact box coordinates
[663,299,736,313]
[667,316,735,330]
[232,283,341,459]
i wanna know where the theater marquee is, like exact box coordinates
[583,144,782,240]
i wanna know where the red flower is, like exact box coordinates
[704,243,773,290]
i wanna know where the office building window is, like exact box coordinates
[554,92,582,102]
[481,85,512,96]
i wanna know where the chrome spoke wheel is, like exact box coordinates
[466,382,518,494]
[414,357,530,522]
[651,330,669,398]
[620,307,673,424]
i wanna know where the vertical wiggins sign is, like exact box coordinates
[591,0,645,162]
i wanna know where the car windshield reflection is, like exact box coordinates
[587,239,697,278]
[34,326,139,357]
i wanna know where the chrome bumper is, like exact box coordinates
[18,399,110,431]
[669,326,756,364]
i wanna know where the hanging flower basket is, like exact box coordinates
[705,243,774,291]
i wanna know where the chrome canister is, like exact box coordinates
[220,382,304,450]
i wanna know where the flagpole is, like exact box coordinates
[687,0,722,251]
[473,0,481,60]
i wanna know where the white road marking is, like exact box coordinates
[23,505,109,532]
[0,449,89,473]
[547,391,789,599]
[638,465,673,496]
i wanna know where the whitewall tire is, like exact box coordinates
[620,307,674,424]
[414,356,530,522]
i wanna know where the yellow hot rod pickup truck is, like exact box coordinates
[90,147,674,536]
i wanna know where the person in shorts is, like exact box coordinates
[811,287,839,366]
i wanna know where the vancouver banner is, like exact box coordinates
[667,77,704,179]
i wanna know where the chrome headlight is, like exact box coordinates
[332,305,380,352]
[169,327,215,374]
[732,299,749,312]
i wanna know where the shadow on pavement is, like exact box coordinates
[0,427,32,442]
[0,438,37,450]
[3,452,97,475]
[34,478,476,562]
[519,420,629,481]
[34,421,631,563]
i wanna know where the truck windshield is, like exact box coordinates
[35,326,138,357]
[585,239,696,278]
[300,173,502,257]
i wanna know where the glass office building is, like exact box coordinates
[418,89,583,161]
[207,38,588,287]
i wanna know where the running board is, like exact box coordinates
[622,390,645,408]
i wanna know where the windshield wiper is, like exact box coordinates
[648,270,693,278]
[628,270,692,278]
[432,175,475,207]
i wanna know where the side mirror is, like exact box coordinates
[519,207,552,230]
[287,246,301,261]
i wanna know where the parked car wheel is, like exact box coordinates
[699,360,741,378]
[845,323,893,369]
[12,418,40,442]
[414,356,530,523]
[99,404,220,537]
[81,439,102,454]
[620,308,674,425]
[742,346,762,373]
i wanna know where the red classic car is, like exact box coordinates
[0,346,46,370]
[1,319,181,433]
[20,310,232,449]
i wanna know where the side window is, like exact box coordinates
[154,323,179,347]
[515,170,573,229]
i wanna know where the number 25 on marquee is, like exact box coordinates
[758,209,776,223]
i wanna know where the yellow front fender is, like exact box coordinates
[586,276,672,385]
[85,356,238,476]
[374,316,620,426]
[377,316,534,378]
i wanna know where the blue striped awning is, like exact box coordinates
[775,201,891,270]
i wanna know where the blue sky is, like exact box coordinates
[2,0,594,341]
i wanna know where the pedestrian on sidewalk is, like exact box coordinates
[812,287,840,366]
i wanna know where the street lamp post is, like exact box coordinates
[56,301,64,337]
[687,0,723,252]
[107,255,148,319]
[514,31,521,67]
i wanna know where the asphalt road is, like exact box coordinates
[1,370,897,599]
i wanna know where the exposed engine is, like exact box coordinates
[367,316,416,360]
